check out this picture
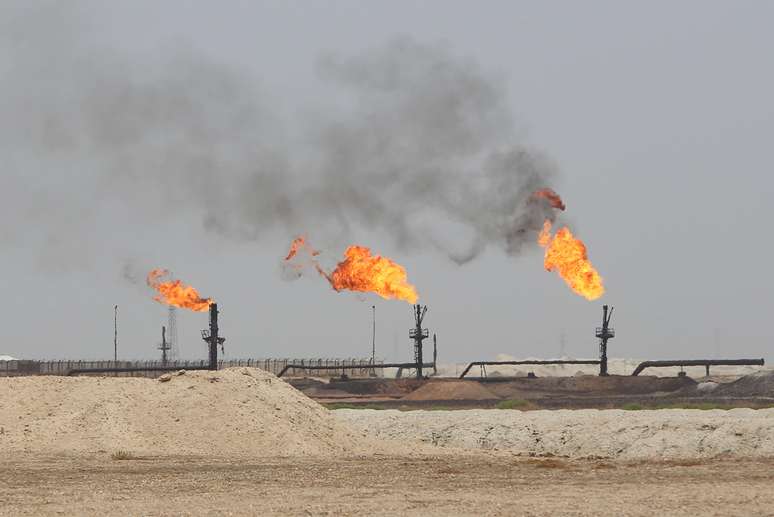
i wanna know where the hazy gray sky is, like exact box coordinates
[1,1,772,365]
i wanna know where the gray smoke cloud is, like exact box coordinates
[1,3,561,270]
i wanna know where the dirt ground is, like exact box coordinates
[336,408,774,460]
[3,371,774,515]
[2,453,773,516]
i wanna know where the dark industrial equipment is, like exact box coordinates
[277,361,435,378]
[158,326,171,366]
[201,303,225,371]
[69,304,223,376]
[277,307,437,379]
[631,358,764,376]
[410,304,429,379]
[114,305,118,361]
[458,359,601,379]
[596,304,615,376]
[433,333,437,376]
[67,365,212,376]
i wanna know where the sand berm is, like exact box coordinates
[0,368,387,457]
[2,368,774,461]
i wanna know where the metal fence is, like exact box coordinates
[0,358,383,379]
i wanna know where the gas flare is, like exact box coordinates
[532,188,566,211]
[538,221,604,300]
[146,269,213,312]
[284,237,418,303]
[283,236,327,279]
[285,236,320,261]
[538,219,553,247]
[329,246,419,303]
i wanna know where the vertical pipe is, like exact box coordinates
[599,304,608,377]
[114,305,118,363]
[371,305,376,365]
[161,326,167,366]
[415,304,423,379]
[433,333,437,375]
[209,303,219,371]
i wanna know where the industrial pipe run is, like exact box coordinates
[459,360,601,379]
[277,362,436,378]
[67,365,212,376]
[631,359,765,376]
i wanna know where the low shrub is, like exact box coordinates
[496,399,533,410]
[111,450,134,460]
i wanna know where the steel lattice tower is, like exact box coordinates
[167,306,179,360]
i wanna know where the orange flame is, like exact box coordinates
[538,219,553,247]
[283,236,327,279]
[284,237,419,303]
[532,188,566,211]
[146,269,213,312]
[329,246,419,303]
[538,221,604,300]
[285,236,320,261]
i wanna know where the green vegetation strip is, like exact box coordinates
[495,399,536,410]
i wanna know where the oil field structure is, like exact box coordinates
[0,302,393,379]
[284,304,766,411]
[0,303,764,382]
[277,304,438,379]
[458,305,763,379]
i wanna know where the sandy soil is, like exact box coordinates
[401,379,499,401]
[2,454,773,516]
[2,369,774,515]
[0,368,382,457]
[337,408,774,460]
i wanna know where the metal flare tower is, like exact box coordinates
[201,303,225,370]
[167,307,179,360]
[409,304,429,379]
[595,304,615,376]
[158,326,171,366]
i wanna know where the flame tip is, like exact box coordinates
[538,222,605,300]
[284,236,419,304]
[146,269,213,312]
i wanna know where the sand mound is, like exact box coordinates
[337,408,774,460]
[0,368,375,457]
[715,371,774,397]
[401,380,499,401]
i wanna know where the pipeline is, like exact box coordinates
[631,359,764,376]
[67,365,212,376]
[277,362,435,378]
[459,360,601,379]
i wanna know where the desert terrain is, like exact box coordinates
[4,455,774,516]
[2,367,774,516]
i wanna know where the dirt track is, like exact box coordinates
[2,454,773,516]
